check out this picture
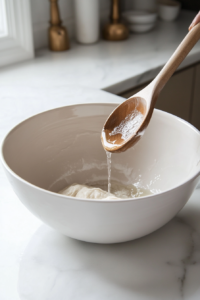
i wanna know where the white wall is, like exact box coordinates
[31,0,156,50]
[31,0,110,49]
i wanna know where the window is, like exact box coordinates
[0,0,7,38]
[0,0,34,67]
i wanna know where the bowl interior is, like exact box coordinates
[2,103,200,196]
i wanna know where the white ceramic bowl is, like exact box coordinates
[158,0,181,22]
[1,103,200,244]
[122,10,157,24]
[129,23,155,33]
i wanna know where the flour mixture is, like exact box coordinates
[59,180,152,200]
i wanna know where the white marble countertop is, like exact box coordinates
[1,86,200,300]
[1,9,200,300]
[0,86,123,300]
[0,11,200,95]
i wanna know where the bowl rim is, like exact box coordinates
[1,102,200,203]
[129,23,155,29]
[122,10,157,24]
[122,10,157,17]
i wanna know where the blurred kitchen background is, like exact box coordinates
[1,0,200,130]
[30,0,199,49]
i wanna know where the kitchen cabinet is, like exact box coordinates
[191,63,200,130]
[155,67,195,122]
[120,64,200,128]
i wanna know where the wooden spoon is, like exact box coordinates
[101,23,200,153]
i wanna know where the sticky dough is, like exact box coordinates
[59,183,119,200]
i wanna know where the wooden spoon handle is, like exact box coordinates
[152,23,200,98]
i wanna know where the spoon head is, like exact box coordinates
[101,96,148,153]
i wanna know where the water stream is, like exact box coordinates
[106,151,112,193]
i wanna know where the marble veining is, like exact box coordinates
[17,198,200,300]
[1,9,200,300]
[166,218,197,298]
[0,86,122,300]
[1,88,200,300]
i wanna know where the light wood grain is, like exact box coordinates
[102,23,200,153]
